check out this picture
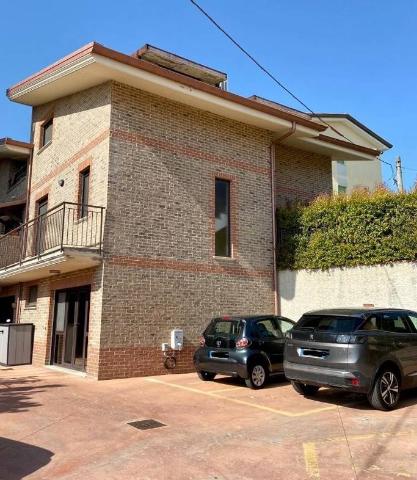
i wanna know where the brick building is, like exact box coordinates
[0,43,391,379]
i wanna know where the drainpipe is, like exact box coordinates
[270,122,297,315]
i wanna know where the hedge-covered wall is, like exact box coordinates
[277,189,417,270]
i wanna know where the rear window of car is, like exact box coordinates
[296,315,364,333]
[205,319,244,338]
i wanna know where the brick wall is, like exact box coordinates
[30,82,111,217]
[97,82,276,379]
[14,82,113,374]
[275,144,333,206]
[18,267,103,375]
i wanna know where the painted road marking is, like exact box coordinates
[146,378,337,417]
[303,442,320,479]
[323,429,417,444]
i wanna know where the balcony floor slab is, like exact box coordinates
[0,248,102,286]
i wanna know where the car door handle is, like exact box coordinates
[396,341,406,347]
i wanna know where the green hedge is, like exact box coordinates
[277,189,417,270]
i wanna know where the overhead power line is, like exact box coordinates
[189,0,354,144]
[189,0,408,187]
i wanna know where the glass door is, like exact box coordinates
[51,286,90,371]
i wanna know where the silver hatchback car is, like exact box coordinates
[284,308,417,410]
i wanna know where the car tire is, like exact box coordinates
[245,363,269,389]
[197,371,216,381]
[368,369,400,411]
[291,381,320,396]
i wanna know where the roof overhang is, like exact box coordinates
[7,43,325,140]
[0,138,32,160]
[312,114,392,151]
[7,42,385,161]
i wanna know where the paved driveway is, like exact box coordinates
[1,365,417,479]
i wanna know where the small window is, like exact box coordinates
[27,285,38,308]
[41,118,53,148]
[255,319,281,339]
[276,318,294,334]
[79,167,90,218]
[215,178,231,257]
[338,185,347,194]
[407,312,417,332]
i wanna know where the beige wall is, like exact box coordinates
[279,262,417,321]
[332,158,382,194]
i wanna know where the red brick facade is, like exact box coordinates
[3,80,333,380]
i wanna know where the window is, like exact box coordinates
[41,118,53,148]
[255,319,281,339]
[27,285,38,308]
[380,313,411,333]
[215,178,231,257]
[407,313,417,332]
[79,167,90,218]
[276,318,294,335]
[338,185,347,194]
[297,315,364,333]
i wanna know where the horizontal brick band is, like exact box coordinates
[111,129,270,176]
[106,254,273,278]
[32,128,110,192]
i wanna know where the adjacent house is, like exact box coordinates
[0,42,391,379]
[313,114,392,194]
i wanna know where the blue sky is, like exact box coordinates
[1,0,416,188]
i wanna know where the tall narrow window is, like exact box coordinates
[215,178,231,257]
[41,118,53,147]
[79,167,90,218]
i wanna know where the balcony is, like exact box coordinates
[0,202,104,286]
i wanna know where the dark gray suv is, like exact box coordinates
[284,308,417,410]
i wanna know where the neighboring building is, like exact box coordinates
[311,114,391,193]
[0,42,391,379]
[0,138,32,233]
[0,138,32,323]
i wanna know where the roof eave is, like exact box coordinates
[7,42,326,134]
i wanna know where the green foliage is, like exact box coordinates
[277,188,417,270]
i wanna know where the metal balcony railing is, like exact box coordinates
[8,163,27,191]
[0,202,105,269]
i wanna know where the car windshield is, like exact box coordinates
[205,319,243,338]
[296,315,364,333]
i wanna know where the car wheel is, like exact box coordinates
[197,371,216,381]
[245,363,268,389]
[368,369,400,411]
[291,381,320,396]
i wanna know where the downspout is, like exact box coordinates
[270,122,297,315]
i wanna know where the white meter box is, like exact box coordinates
[170,329,183,350]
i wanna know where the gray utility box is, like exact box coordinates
[0,323,34,366]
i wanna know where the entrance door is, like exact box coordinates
[51,286,90,371]
[0,296,14,323]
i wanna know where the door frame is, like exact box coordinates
[50,285,91,371]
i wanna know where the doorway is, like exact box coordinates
[51,286,90,371]
[0,296,15,323]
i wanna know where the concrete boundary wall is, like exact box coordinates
[279,262,417,321]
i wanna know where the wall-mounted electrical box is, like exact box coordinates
[170,329,183,350]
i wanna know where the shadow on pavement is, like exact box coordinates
[0,376,64,414]
[0,437,53,480]
[299,386,417,411]
[208,373,289,389]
